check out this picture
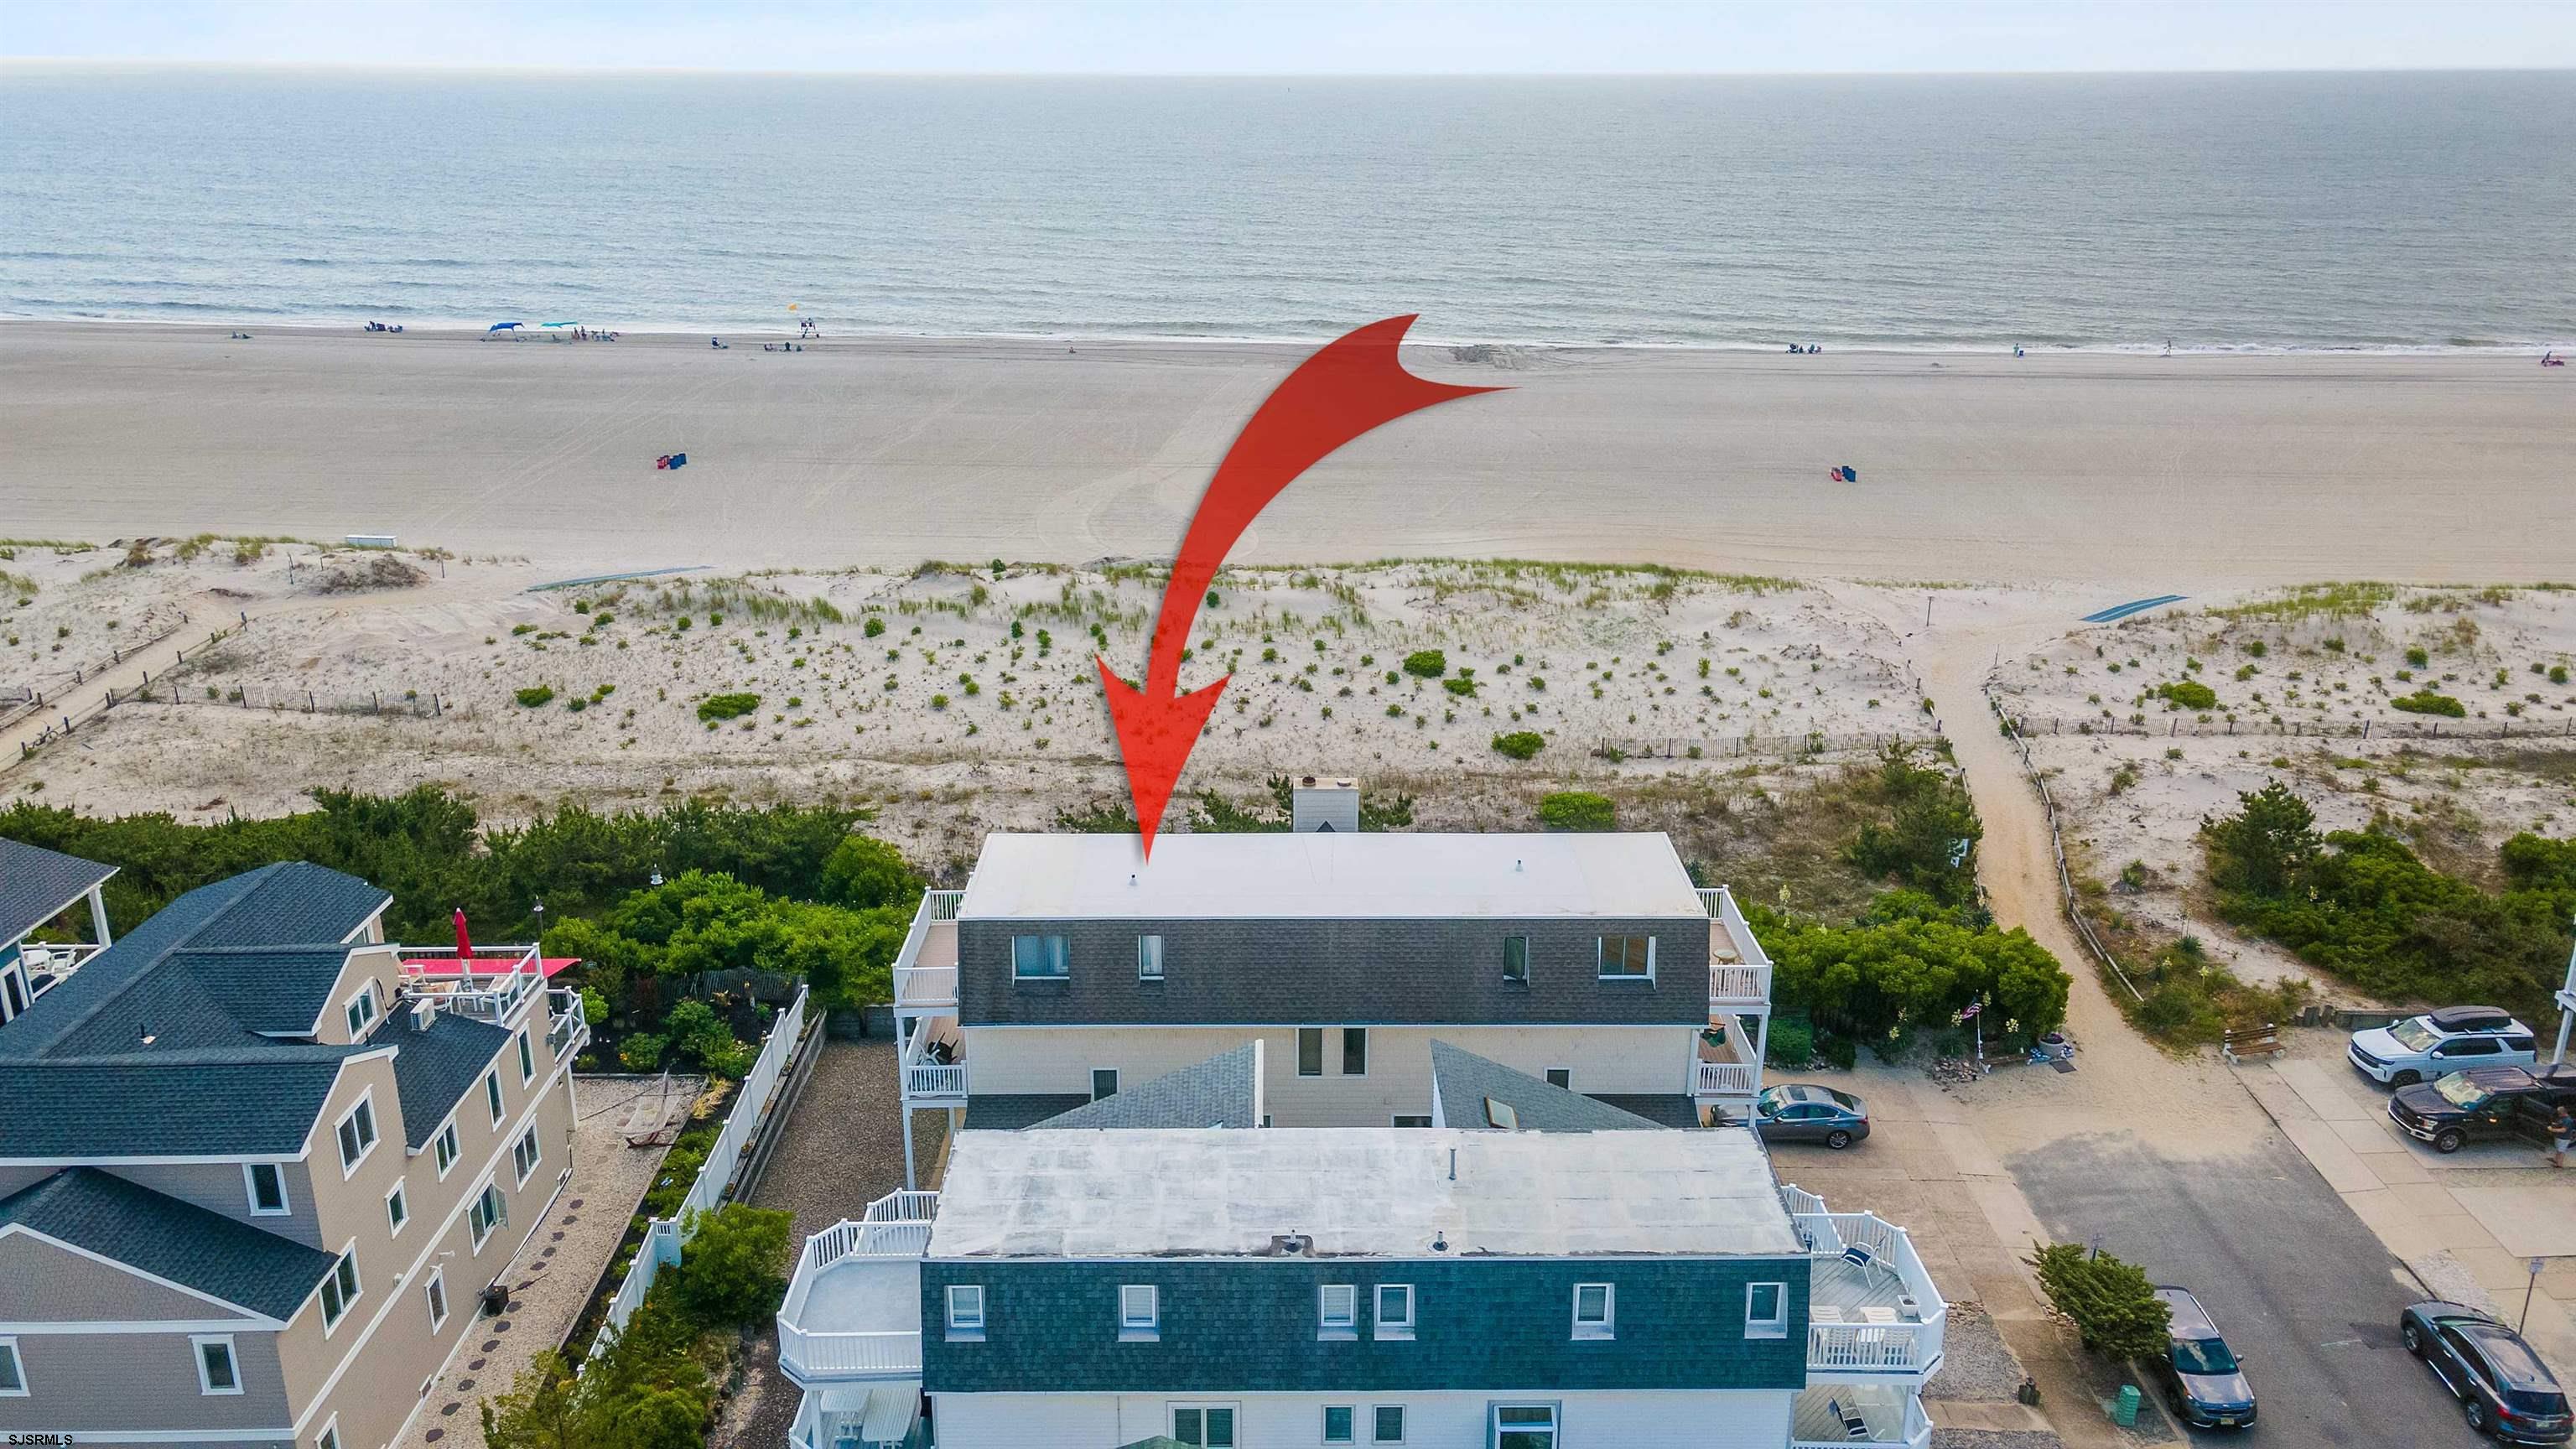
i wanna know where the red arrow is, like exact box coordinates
[1099,314,1504,857]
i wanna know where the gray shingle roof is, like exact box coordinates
[1031,1044,1259,1130]
[964,1093,1092,1130]
[387,1010,509,1149]
[1429,1040,1670,1132]
[0,1167,340,1319]
[0,1056,364,1157]
[0,837,115,946]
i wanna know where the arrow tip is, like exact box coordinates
[1098,657,1228,859]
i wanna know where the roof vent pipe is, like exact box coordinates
[1448,1147,1457,1182]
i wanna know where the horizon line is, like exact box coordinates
[8,57,2573,78]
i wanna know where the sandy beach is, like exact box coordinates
[3,321,2568,586]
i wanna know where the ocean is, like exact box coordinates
[3,68,2571,351]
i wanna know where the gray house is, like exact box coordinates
[0,855,589,1449]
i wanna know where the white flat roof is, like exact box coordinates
[928,1127,1800,1260]
[958,831,1703,920]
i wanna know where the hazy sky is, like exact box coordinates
[7,0,2573,73]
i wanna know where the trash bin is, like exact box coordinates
[2111,1384,2140,1427]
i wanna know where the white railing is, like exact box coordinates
[1783,1185,1948,1382]
[1790,1394,1932,1449]
[889,891,966,1017]
[1709,962,1774,1005]
[14,941,106,989]
[899,1019,966,1102]
[595,987,812,1344]
[545,987,589,1057]
[778,1190,938,1383]
[398,943,544,1025]
[894,965,958,1010]
[1701,884,1776,968]
[1696,1061,1758,1096]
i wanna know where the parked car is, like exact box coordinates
[2401,1301,2572,1443]
[2389,1065,2576,1154]
[2348,1006,2537,1087]
[1749,1083,1870,1149]
[2149,1286,2257,1430]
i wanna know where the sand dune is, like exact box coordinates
[2,322,2567,585]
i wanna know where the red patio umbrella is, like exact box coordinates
[453,906,474,960]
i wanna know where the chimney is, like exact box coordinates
[1291,776,1360,834]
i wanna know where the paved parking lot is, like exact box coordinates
[2240,1032,2576,1386]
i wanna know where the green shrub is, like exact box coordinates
[2405,646,2430,667]
[1401,649,1447,678]
[1842,747,1982,906]
[1490,730,1545,761]
[1537,792,1617,831]
[2153,679,2218,711]
[515,685,555,708]
[1813,1031,1858,1069]
[1747,898,2070,1045]
[619,1032,667,1071]
[1441,675,1478,698]
[1763,1017,1815,1068]
[820,836,924,911]
[2028,1243,2171,1359]
[2390,689,2466,717]
[696,692,761,722]
[667,1204,796,1330]
[2552,664,2569,686]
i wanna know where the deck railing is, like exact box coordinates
[1708,962,1774,1005]
[1790,1392,1932,1449]
[397,944,544,1025]
[1782,1184,1947,1382]
[1695,1060,1758,1097]
[777,1191,938,1383]
[890,891,966,1015]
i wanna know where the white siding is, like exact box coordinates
[930,1387,1795,1448]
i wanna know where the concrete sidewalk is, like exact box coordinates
[2235,1036,2576,1380]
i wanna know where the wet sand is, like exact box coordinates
[2,321,2566,585]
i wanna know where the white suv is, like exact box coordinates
[2347,1006,2537,1087]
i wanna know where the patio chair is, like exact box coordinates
[1830,1398,1871,1441]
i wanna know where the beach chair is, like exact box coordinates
[1828,1398,1870,1441]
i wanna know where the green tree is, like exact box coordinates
[1538,792,1618,831]
[818,836,923,911]
[1842,748,1982,904]
[2201,781,2319,897]
[2027,1243,2172,1360]
[667,1204,796,1330]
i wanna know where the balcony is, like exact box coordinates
[1783,1184,1947,1384]
[1790,1385,1933,1448]
[397,944,545,1027]
[13,940,106,997]
[1698,886,1774,1014]
[1692,1026,1761,1101]
[898,1015,966,1105]
[544,986,589,1057]
[789,1387,930,1449]
[777,1191,939,1385]
[891,891,964,1016]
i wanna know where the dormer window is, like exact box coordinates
[343,982,377,1039]
[1012,934,1069,980]
[1136,934,1165,981]
[1119,1284,1159,1340]
[334,1094,378,1176]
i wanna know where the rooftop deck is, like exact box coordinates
[777,1192,939,1384]
[1785,1184,1947,1383]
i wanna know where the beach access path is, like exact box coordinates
[3,323,2568,586]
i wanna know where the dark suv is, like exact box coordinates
[2149,1286,2257,1429]
[2390,1065,2576,1154]
[2402,1301,2573,1443]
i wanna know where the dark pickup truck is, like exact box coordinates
[2387,1064,2576,1154]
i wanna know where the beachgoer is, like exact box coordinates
[2549,1104,2573,1168]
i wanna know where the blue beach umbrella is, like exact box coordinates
[488,321,522,331]
[542,321,579,328]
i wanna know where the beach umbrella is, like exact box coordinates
[488,321,522,331]
[542,321,579,328]
[1841,465,1859,481]
[453,906,474,959]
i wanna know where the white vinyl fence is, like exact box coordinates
[594,985,813,1345]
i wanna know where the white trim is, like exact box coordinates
[1170,1402,1240,1449]
[1119,1282,1159,1340]
[342,978,378,1041]
[945,1282,985,1338]
[1544,1067,1573,1090]
[1369,1403,1408,1446]
[1745,1280,1788,1338]
[433,1117,462,1178]
[1296,1026,1325,1077]
[0,1335,23,1395]
[423,1265,449,1332]
[1322,1403,1357,1446]
[1571,1281,1615,1340]
[1010,932,1071,980]
[512,1124,542,1187]
[1596,932,1657,981]
[1342,1026,1368,1077]
[1317,1283,1358,1339]
[484,1067,505,1127]
[469,1178,505,1252]
[331,1089,379,1179]
[385,1179,410,1237]
[288,1053,579,1439]
[0,1224,280,1324]
[319,1243,361,1337]
[242,1161,292,1216]
[191,1332,244,1394]
[1373,1283,1415,1340]
[315,1411,341,1449]
[1135,932,1165,981]
[517,1027,536,1083]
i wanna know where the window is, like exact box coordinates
[1011,933,1069,979]
[512,1124,543,1185]
[1390,1114,1432,1128]
[1092,1068,1119,1102]
[344,983,377,1038]
[1572,1282,1614,1339]
[1495,1405,1560,1449]
[485,1068,505,1125]
[1503,935,1530,983]
[946,1284,985,1337]
[0,1337,22,1394]
[1544,1067,1572,1090]
[517,1029,536,1083]
[335,1094,378,1175]
[1597,934,1654,979]
[1297,1027,1324,1077]
[194,1334,242,1394]
[1374,1283,1415,1339]
[317,1418,340,1449]
[1342,1027,1368,1076]
[1746,1280,1787,1338]
[1323,1405,1356,1444]
[470,1182,506,1250]
[386,1182,409,1235]
[1136,934,1164,981]
[1171,1405,1237,1448]
[434,1119,461,1176]
[1484,1098,1519,1130]
[319,1249,361,1332]
[245,1161,290,1215]
[1119,1284,1159,1340]
[425,1267,449,1331]
[1372,1405,1407,1444]
[1318,1284,1358,1337]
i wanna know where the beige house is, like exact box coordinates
[0,860,588,1449]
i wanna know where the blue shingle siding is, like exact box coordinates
[958,916,1710,1028]
[0,838,115,945]
[920,1257,1807,1394]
